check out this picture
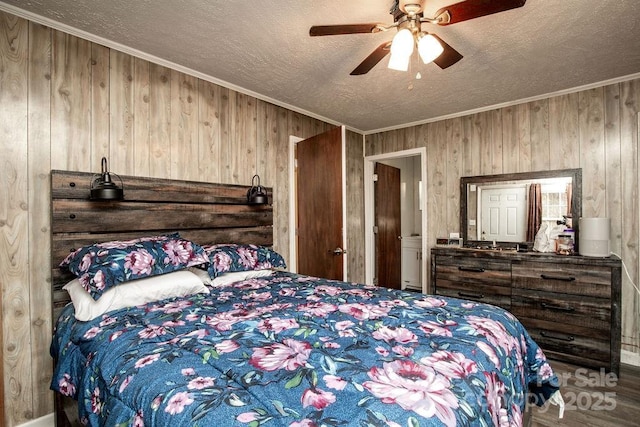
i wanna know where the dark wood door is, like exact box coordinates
[296,126,344,280]
[375,162,402,288]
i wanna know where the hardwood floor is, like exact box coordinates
[530,360,640,426]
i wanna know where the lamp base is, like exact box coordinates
[90,187,124,200]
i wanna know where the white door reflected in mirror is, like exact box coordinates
[478,185,527,242]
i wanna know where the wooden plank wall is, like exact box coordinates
[0,11,365,426]
[365,80,640,366]
[346,129,366,283]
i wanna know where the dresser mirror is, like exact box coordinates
[460,168,582,247]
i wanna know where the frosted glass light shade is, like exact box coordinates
[388,52,411,71]
[418,33,444,64]
[391,29,414,57]
[388,29,414,71]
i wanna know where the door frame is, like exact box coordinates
[364,147,427,291]
[288,127,348,279]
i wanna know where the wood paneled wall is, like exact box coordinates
[365,80,640,364]
[0,11,365,426]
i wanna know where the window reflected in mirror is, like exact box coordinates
[541,179,571,222]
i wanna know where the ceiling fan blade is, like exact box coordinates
[350,42,392,75]
[310,24,383,36]
[435,0,526,25]
[431,34,463,69]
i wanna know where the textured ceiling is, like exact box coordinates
[2,0,640,133]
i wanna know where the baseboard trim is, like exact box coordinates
[16,413,54,427]
[621,349,640,367]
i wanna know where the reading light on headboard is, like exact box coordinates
[247,174,268,205]
[90,157,124,201]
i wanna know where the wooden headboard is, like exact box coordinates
[50,170,273,320]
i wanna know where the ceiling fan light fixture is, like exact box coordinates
[388,28,414,71]
[390,28,414,57]
[388,52,411,71]
[417,33,444,64]
[310,0,530,75]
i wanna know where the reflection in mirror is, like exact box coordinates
[460,169,582,246]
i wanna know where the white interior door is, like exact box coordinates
[479,185,527,241]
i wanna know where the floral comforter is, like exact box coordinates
[51,272,558,426]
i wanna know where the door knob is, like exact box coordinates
[328,247,346,255]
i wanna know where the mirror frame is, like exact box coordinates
[460,168,582,248]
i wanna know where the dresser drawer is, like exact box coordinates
[512,261,611,298]
[435,255,511,286]
[512,288,611,331]
[434,255,511,308]
[436,283,511,308]
[517,317,611,365]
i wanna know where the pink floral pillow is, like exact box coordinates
[201,244,286,278]
[60,233,209,300]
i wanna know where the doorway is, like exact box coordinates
[364,147,427,292]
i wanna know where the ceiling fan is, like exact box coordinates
[309,0,527,75]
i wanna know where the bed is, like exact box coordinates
[49,171,560,426]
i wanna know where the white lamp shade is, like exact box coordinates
[390,29,414,57]
[388,29,414,71]
[418,33,444,64]
[388,52,411,71]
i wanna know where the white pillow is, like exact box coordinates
[64,270,210,321]
[210,269,273,287]
[188,267,213,286]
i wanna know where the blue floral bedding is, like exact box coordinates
[51,272,558,426]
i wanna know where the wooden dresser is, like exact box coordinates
[431,247,622,374]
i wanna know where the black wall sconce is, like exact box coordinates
[247,174,268,205]
[90,157,124,200]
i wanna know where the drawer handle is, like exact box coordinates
[540,274,576,282]
[540,330,575,342]
[458,267,485,273]
[540,302,575,312]
[458,292,484,300]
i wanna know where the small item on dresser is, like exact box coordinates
[563,228,575,246]
[556,234,574,255]
[579,217,610,257]
[449,232,462,247]
[533,223,553,252]
[448,238,463,247]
